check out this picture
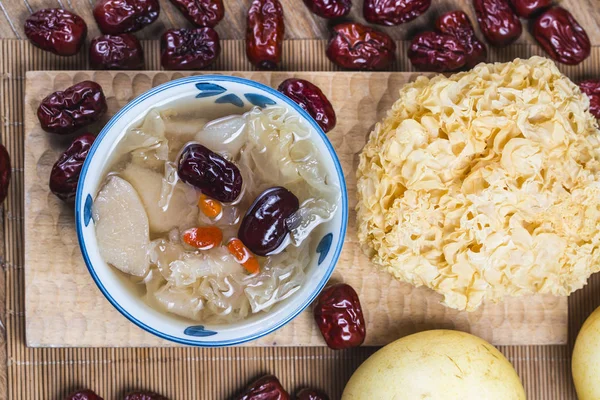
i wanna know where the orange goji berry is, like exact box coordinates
[182,226,223,250]
[227,238,260,274]
[198,194,222,219]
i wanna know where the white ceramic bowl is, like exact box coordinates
[75,75,348,346]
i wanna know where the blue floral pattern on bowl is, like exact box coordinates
[184,325,218,337]
[75,75,348,347]
[316,233,333,266]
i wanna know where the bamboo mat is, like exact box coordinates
[3,39,600,399]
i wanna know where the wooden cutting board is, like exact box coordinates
[23,70,568,347]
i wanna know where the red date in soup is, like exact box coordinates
[238,187,299,257]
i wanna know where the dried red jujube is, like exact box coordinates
[0,144,10,206]
[24,8,87,56]
[238,187,299,256]
[93,0,160,34]
[302,0,351,19]
[314,283,366,350]
[363,0,431,26]
[161,28,220,70]
[435,11,487,68]
[124,391,169,400]
[246,0,285,70]
[579,79,600,119]
[177,143,242,203]
[65,390,104,400]
[89,34,144,69]
[50,133,95,202]
[532,7,590,66]
[408,31,467,72]
[37,81,107,135]
[168,0,224,27]
[236,375,290,400]
[277,78,336,133]
[473,0,522,47]
[509,0,551,18]
[296,388,330,400]
[326,22,396,71]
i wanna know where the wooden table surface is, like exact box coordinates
[0,0,599,44]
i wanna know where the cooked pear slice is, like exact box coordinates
[93,175,151,276]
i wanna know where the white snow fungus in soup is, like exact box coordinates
[93,103,340,323]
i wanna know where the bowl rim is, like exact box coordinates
[75,74,349,347]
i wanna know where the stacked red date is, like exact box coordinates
[21,0,594,71]
[24,0,225,70]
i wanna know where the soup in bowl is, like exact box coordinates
[76,75,348,346]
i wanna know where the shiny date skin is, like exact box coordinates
[246,0,285,70]
[0,143,10,206]
[168,0,224,27]
[326,22,396,71]
[25,9,87,56]
[435,11,487,68]
[579,80,600,119]
[50,134,95,202]
[296,388,330,400]
[302,0,351,19]
[408,31,467,72]
[161,28,220,70]
[473,0,522,47]
[124,391,168,400]
[65,390,104,400]
[37,81,107,135]
[277,78,336,133]
[178,143,242,203]
[533,7,590,66]
[363,0,431,26]
[89,34,144,69]
[94,0,160,34]
[314,283,366,350]
[236,375,290,400]
[238,187,299,256]
[509,0,551,18]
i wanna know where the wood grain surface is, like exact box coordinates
[24,69,568,348]
[0,0,599,45]
[6,40,600,399]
